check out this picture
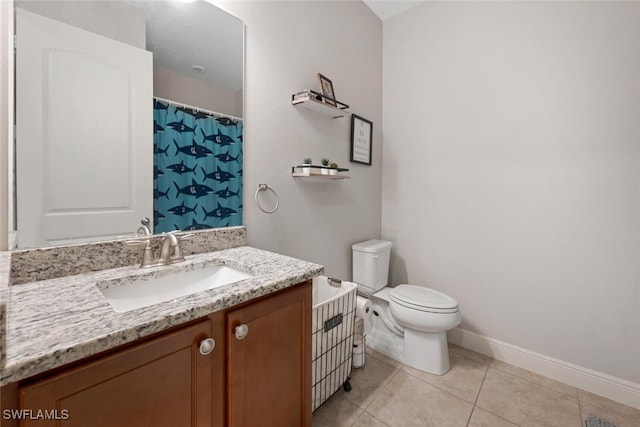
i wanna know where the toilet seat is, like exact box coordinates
[390,285,459,314]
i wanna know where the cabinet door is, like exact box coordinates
[227,282,312,427]
[18,320,213,427]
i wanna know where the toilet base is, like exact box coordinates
[403,329,450,375]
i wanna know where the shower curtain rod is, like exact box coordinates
[154,96,243,122]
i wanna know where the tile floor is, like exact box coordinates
[312,345,640,427]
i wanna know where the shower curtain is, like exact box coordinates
[153,98,243,233]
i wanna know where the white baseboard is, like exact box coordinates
[448,327,640,410]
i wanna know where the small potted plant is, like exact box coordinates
[329,162,338,176]
[301,157,312,174]
[321,158,330,175]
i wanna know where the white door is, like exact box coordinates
[15,8,153,247]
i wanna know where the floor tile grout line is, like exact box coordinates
[465,406,477,427]
[472,361,491,404]
[486,356,639,419]
[577,392,640,420]
[489,360,581,401]
[365,355,522,427]
[449,346,493,367]
[477,366,584,427]
[451,344,583,404]
[397,364,480,408]
[321,347,638,427]
[471,405,523,427]
[357,351,482,419]
[487,363,581,404]
[355,410,389,427]
[465,405,523,427]
[465,359,491,427]
[349,368,397,418]
[365,350,404,370]
[577,400,586,427]
[346,361,403,413]
[484,360,636,424]
[396,350,493,407]
[347,406,366,427]
[364,366,402,411]
[577,389,585,425]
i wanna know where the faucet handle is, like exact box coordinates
[165,230,193,239]
[124,238,150,248]
[125,238,154,267]
[177,233,195,241]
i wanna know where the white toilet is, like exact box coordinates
[353,240,462,375]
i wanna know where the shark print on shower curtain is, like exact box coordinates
[153,98,243,233]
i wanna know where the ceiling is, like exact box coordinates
[363,0,426,21]
[129,0,244,92]
[15,0,244,93]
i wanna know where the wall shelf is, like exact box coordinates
[292,166,350,180]
[291,90,349,118]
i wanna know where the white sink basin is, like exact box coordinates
[98,264,253,313]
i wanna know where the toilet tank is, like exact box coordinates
[352,239,392,293]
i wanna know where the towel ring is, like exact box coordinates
[254,184,279,214]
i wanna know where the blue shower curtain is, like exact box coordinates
[153,98,243,232]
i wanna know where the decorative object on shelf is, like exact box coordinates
[317,73,337,106]
[350,114,372,166]
[301,158,313,174]
[254,184,279,214]
[329,162,338,176]
[291,165,350,180]
[291,90,349,118]
[321,158,331,175]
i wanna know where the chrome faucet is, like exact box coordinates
[125,231,194,268]
[159,232,185,264]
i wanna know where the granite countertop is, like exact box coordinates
[0,246,324,386]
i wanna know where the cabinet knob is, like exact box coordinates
[234,324,249,340]
[199,338,216,355]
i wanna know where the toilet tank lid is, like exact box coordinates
[352,239,392,253]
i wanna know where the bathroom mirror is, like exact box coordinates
[11,0,244,249]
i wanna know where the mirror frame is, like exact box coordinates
[1,0,14,251]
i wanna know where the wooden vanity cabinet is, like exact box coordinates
[226,280,312,427]
[15,318,218,427]
[3,281,311,427]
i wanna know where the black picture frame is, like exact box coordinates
[350,114,372,166]
[317,73,337,107]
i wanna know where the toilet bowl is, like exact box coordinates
[389,285,461,375]
[353,240,462,376]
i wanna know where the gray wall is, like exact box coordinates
[382,1,640,384]
[218,1,383,280]
[153,66,243,117]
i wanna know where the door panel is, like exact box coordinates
[15,8,152,247]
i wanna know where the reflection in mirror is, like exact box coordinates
[11,0,244,249]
